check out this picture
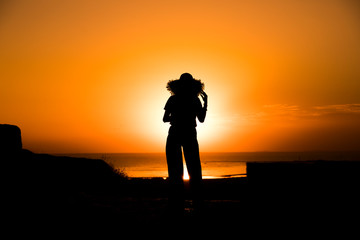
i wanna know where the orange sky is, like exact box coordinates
[1,0,360,153]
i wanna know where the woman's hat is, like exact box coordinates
[179,73,194,81]
[166,73,204,96]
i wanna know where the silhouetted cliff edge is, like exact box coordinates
[2,124,126,223]
[1,124,121,189]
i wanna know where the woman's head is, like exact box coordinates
[166,73,204,96]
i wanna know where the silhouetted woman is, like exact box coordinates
[163,73,208,215]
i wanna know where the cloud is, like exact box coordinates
[313,104,360,115]
[251,103,360,151]
[256,103,360,119]
[263,104,301,117]
[222,103,360,151]
[243,104,303,122]
[264,104,300,112]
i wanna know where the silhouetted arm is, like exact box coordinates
[163,110,171,122]
[197,91,208,123]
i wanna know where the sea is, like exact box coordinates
[58,152,360,179]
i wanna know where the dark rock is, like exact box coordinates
[0,124,22,153]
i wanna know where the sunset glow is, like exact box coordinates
[1,0,360,153]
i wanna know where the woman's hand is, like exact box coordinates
[200,91,208,103]
[198,91,208,122]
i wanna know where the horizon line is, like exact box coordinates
[49,150,360,155]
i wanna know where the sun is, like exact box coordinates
[183,164,190,181]
[94,45,242,152]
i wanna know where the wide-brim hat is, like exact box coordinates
[167,73,204,96]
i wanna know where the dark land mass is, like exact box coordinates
[5,150,360,230]
[2,124,360,234]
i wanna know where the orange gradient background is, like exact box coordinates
[1,0,360,153]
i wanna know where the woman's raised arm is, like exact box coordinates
[197,91,208,123]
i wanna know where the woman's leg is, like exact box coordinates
[183,132,203,211]
[166,132,184,184]
[183,137,202,183]
[166,128,184,215]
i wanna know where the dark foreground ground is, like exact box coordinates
[4,150,360,235]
